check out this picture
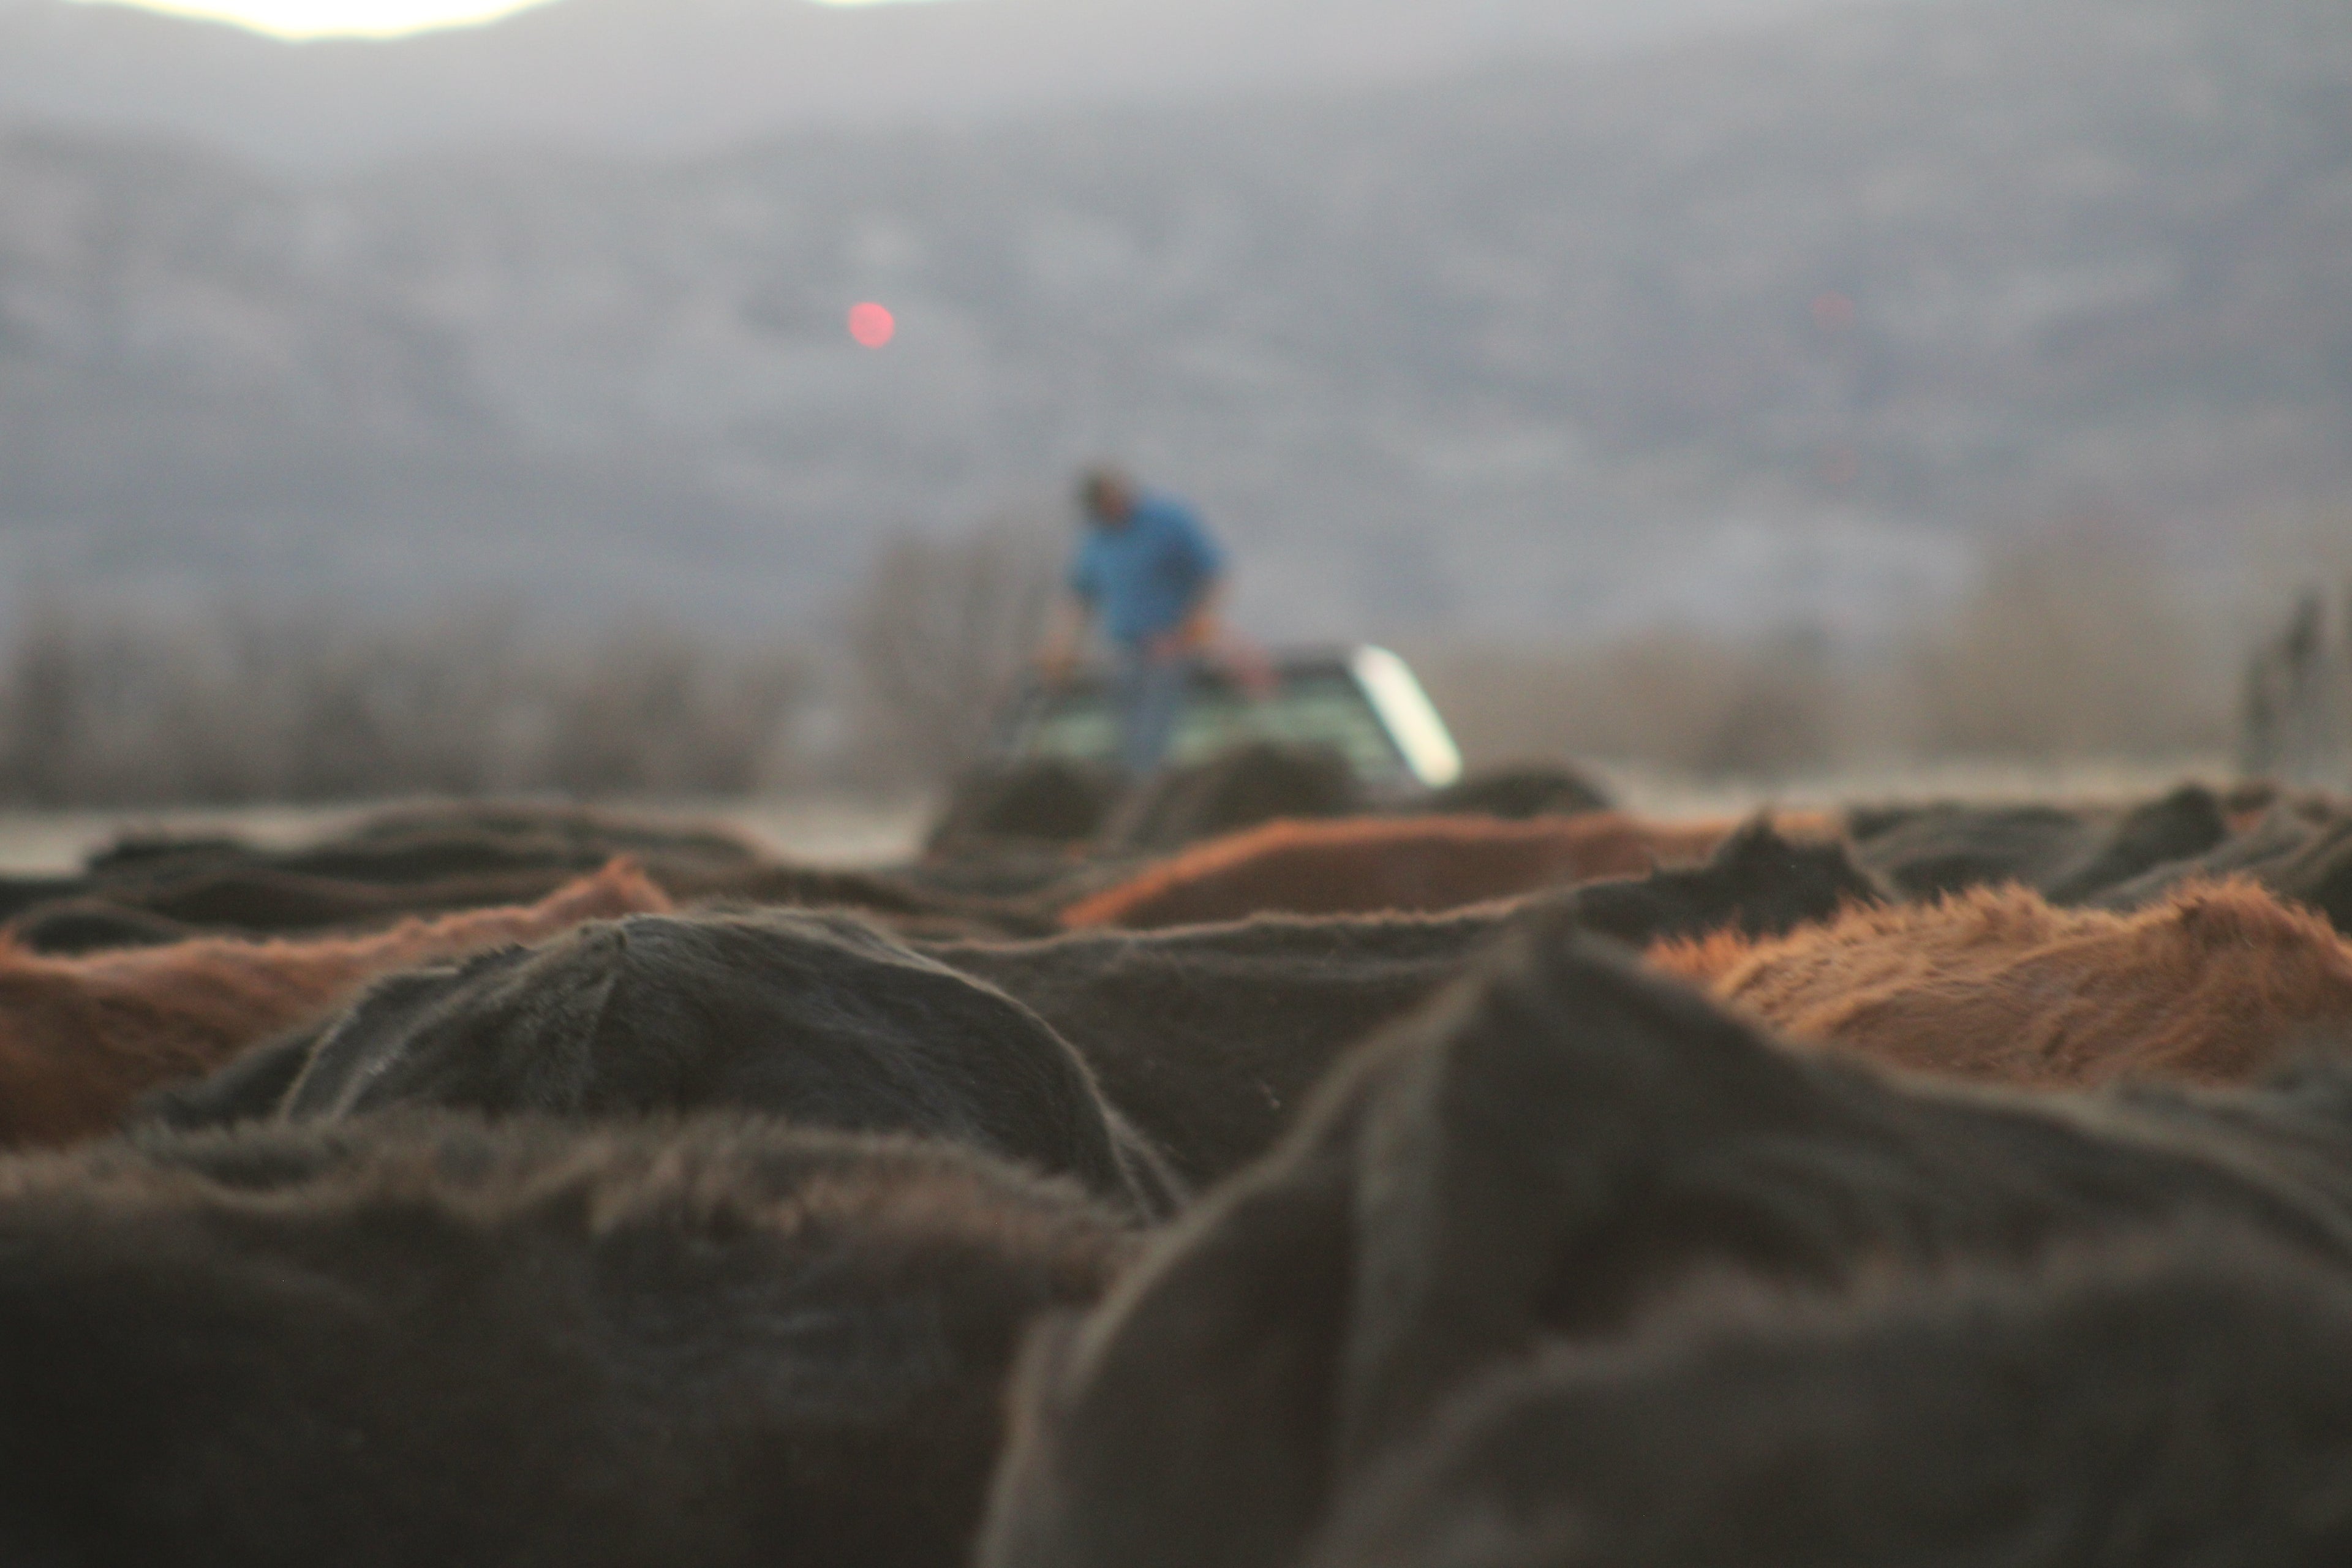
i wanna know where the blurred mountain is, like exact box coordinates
[0,0,1893,170]
[0,0,2345,639]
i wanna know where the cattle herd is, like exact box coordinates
[3,742,2352,1564]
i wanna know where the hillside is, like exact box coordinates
[0,0,2344,639]
[0,0,1872,169]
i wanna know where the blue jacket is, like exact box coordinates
[1069,493,1226,647]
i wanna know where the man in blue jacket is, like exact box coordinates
[1039,467,1229,777]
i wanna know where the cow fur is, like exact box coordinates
[974,934,2352,1568]
[929,905,1515,1187]
[1849,786,2230,906]
[1849,801,2098,898]
[2264,813,2352,934]
[1415,761,1612,820]
[2037,783,2229,903]
[7,900,199,954]
[1649,876,2352,1088]
[0,1114,1133,1568]
[1546,817,1886,948]
[930,822,1883,1185]
[1306,1227,2352,1568]
[1055,812,1798,930]
[924,759,1123,856]
[1097,741,1363,854]
[0,860,668,1148]
[2098,807,2352,936]
[2089,801,2326,913]
[143,908,1180,1219]
[6,865,598,951]
[89,802,761,886]
[675,864,1065,940]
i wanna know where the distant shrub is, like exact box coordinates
[1904,529,2230,761]
[1414,527,2237,779]
[0,604,807,807]
[840,521,1061,785]
[1414,631,1854,781]
[0,523,2269,807]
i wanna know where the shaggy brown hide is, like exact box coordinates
[1058,812,1828,930]
[0,860,669,1147]
[1650,876,2352,1087]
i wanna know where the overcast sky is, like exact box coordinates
[75,0,909,38]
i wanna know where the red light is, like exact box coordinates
[848,302,896,349]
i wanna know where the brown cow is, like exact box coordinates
[1307,1227,2352,1568]
[1649,876,2352,1088]
[930,820,1886,1188]
[1058,812,1821,930]
[973,932,2352,1568]
[0,1114,1133,1568]
[0,859,669,1147]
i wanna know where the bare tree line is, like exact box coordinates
[1412,529,2247,780]
[0,517,1068,808]
[0,605,807,806]
[2241,586,2352,788]
[0,521,2324,807]
[839,523,1065,784]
